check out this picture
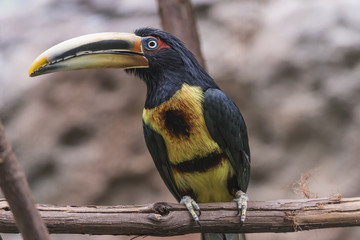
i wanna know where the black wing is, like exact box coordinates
[143,121,182,201]
[203,88,250,192]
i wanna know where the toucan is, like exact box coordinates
[29,28,250,240]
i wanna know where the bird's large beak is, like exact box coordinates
[29,32,148,77]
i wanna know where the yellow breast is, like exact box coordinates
[143,83,235,202]
[142,83,221,164]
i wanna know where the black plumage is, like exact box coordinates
[127,28,218,108]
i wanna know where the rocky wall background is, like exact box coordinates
[1,0,360,239]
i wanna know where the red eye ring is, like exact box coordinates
[142,36,170,53]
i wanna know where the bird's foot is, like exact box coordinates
[180,195,201,226]
[233,190,248,226]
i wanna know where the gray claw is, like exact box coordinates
[233,190,248,225]
[180,196,201,225]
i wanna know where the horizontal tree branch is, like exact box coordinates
[0,195,359,236]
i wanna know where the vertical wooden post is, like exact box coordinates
[157,0,206,70]
[0,120,50,240]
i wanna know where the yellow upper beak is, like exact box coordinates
[29,32,149,77]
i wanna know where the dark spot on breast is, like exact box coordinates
[163,110,191,138]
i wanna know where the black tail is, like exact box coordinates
[201,233,245,240]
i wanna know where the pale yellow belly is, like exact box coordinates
[173,158,235,203]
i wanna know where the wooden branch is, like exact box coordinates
[157,0,206,69]
[0,121,50,240]
[1,196,359,235]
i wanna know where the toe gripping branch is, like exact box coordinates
[233,190,248,226]
[180,196,202,226]
[180,191,248,227]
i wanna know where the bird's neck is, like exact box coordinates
[144,71,183,109]
[143,68,218,109]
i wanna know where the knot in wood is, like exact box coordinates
[153,202,172,216]
[2,206,10,211]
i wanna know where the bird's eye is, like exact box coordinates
[148,40,158,49]
[142,37,159,51]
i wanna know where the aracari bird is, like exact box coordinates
[29,28,250,240]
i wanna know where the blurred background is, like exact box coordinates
[1,0,360,239]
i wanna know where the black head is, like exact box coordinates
[127,28,218,108]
